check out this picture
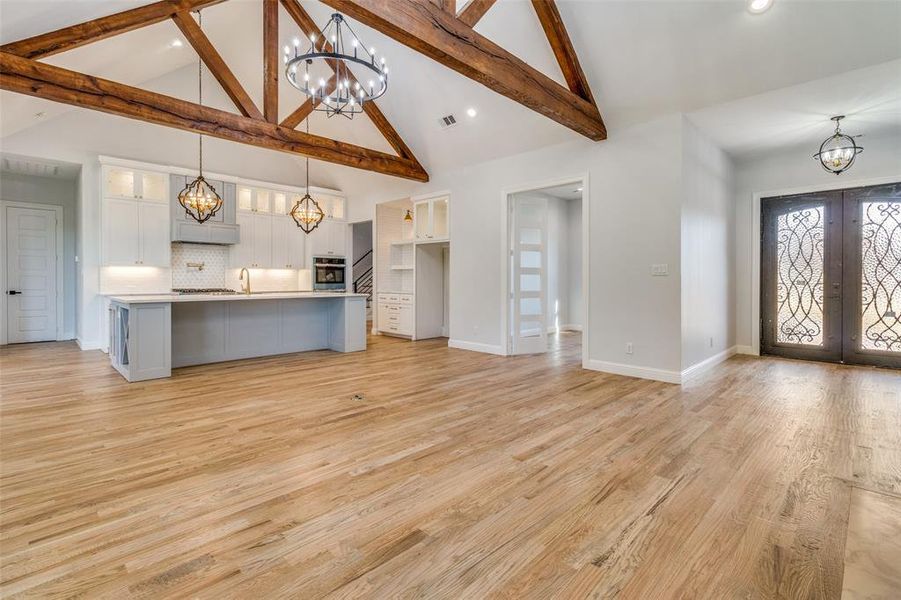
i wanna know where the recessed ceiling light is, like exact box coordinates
[170,38,184,48]
[747,0,773,14]
[466,107,477,118]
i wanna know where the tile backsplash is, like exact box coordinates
[101,243,312,294]
[171,243,228,288]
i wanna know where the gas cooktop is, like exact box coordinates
[172,288,237,295]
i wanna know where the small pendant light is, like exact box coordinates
[290,117,325,233]
[178,10,222,223]
[403,209,413,222]
[813,115,864,175]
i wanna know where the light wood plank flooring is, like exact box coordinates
[1,333,899,598]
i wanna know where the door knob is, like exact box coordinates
[7,290,21,295]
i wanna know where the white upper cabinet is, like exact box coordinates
[102,198,170,266]
[310,220,346,257]
[414,196,449,241]
[271,216,307,269]
[101,166,170,266]
[314,193,346,221]
[237,186,275,214]
[104,167,168,202]
[138,201,171,266]
[238,187,296,215]
[231,213,273,268]
[102,198,140,265]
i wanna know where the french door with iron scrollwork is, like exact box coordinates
[761,183,901,368]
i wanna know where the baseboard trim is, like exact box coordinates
[448,339,507,356]
[76,337,102,351]
[584,359,682,384]
[735,345,757,355]
[680,346,737,382]
[561,324,583,332]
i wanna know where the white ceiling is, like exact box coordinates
[1,0,900,176]
[688,58,901,160]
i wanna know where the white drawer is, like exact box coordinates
[377,292,414,305]
[378,302,412,335]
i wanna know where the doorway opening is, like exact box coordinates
[351,220,373,321]
[504,177,586,365]
[1,155,81,345]
[760,182,900,368]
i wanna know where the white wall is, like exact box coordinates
[0,171,79,340]
[374,114,687,376]
[681,119,735,369]
[733,132,901,350]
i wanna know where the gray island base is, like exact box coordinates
[106,292,368,382]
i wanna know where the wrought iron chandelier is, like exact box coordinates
[291,119,326,233]
[284,13,388,119]
[178,10,222,223]
[813,115,864,175]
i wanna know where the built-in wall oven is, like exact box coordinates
[313,257,346,291]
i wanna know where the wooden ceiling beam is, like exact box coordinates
[0,51,429,182]
[457,0,497,28]
[171,11,264,120]
[433,0,456,14]
[321,0,606,140]
[279,0,423,162]
[263,0,279,123]
[531,0,596,106]
[0,0,226,60]
[280,74,338,130]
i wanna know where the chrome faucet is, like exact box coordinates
[239,267,251,295]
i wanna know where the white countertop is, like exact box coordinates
[106,291,368,304]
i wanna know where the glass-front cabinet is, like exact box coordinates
[104,167,168,202]
[413,195,449,241]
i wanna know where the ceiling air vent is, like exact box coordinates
[438,114,458,130]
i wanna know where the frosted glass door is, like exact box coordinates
[510,196,548,355]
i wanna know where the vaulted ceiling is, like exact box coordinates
[1,0,899,185]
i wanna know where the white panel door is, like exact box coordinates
[6,206,58,343]
[138,201,170,266]
[510,197,548,355]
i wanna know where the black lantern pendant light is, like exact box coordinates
[813,115,864,175]
[284,13,388,119]
[291,119,325,233]
[178,10,222,223]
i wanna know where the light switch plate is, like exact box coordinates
[651,264,668,276]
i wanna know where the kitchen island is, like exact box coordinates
[105,292,367,382]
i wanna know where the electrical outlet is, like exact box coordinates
[651,264,668,276]
[626,342,633,355]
